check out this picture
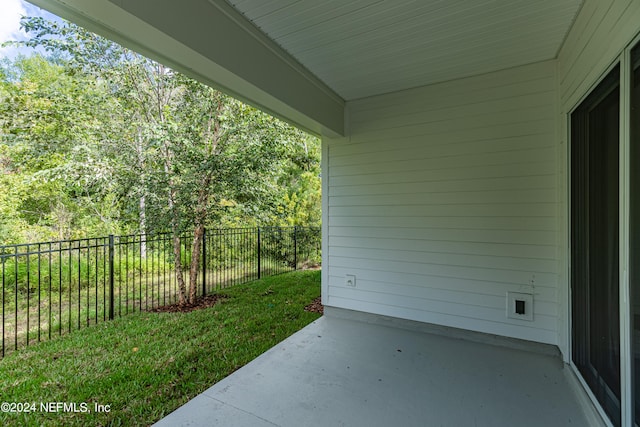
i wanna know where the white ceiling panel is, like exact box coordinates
[226,0,583,100]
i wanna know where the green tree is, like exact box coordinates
[8,18,319,304]
[3,16,321,304]
[276,134,321,226]
[0,54,126,242]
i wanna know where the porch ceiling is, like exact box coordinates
[28,0,583,136]
[226,0,584,100]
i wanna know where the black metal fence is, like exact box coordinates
[0,226,320,357]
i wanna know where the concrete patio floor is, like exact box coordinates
[154,309,602,427]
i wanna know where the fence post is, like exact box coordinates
[202,228,207,296]
[293,226,298,270]
[108,235,114,321]
[257,227,261,280]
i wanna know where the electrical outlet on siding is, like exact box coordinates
[345,274,356,288]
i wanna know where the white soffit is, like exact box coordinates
[226,0,584,100]
[28,0,346,136]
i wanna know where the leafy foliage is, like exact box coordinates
[0,16,321,249]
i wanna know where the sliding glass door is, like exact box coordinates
[571,65,621,426]
[631,42,640,426]
[571,37,640,426]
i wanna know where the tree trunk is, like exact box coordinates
[172,230,188,306]
[139,193,147,258]
[188,223,205,304]
[185,99,223,304]
[136,127,147,258]
[166,154,187,305]
[187,173,213,304]
[170,184,187,305]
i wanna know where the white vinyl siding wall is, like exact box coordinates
[323,60,559,345]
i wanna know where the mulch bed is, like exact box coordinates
[149,294,323,315]
[304,296,324,315]
[148,294,227,313]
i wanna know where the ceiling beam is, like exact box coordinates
[27,0,345,137]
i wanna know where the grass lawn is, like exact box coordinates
[0,270,321,426]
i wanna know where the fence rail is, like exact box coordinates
[0,226,320,358]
